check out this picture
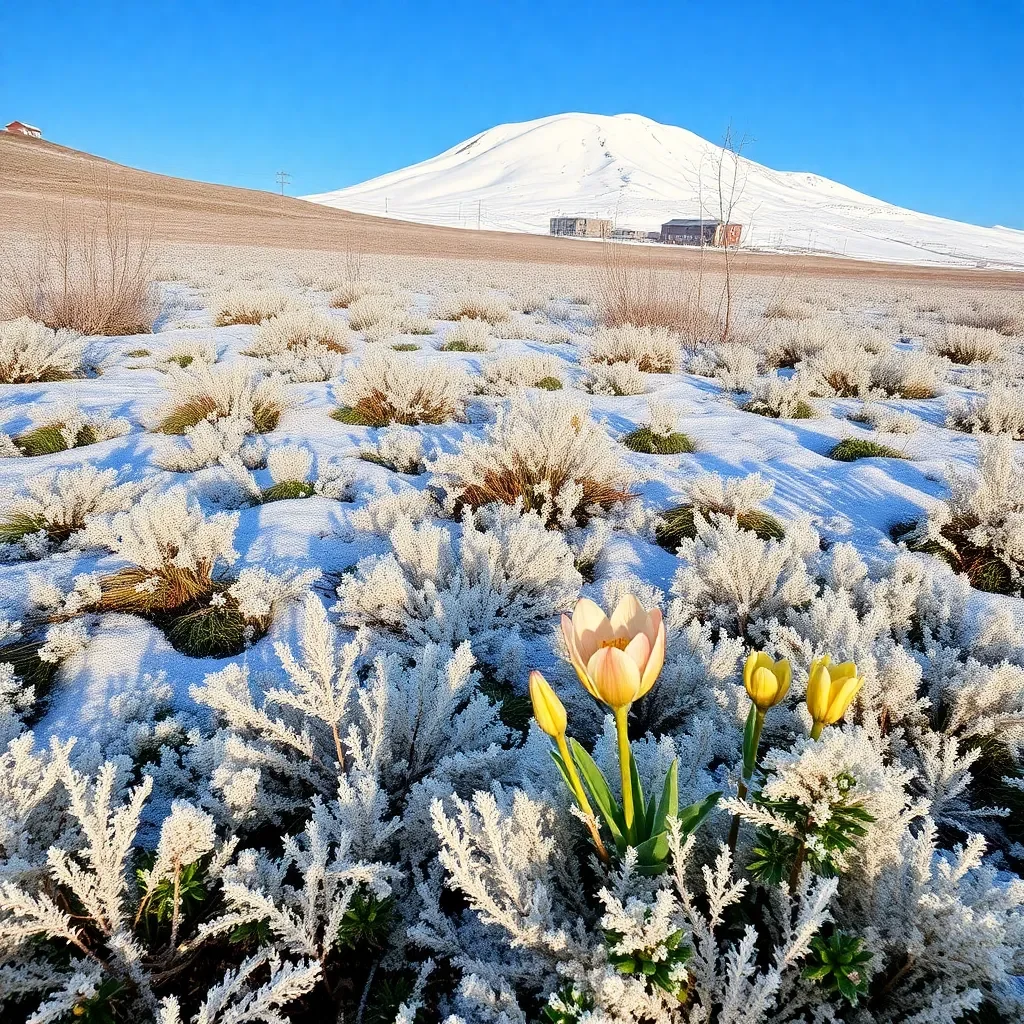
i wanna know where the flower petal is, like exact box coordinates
[609,594,647,640]
[825,675,862,725]
[586,646,641,708]
[571,597,613,660]
[638,619,666,697]
[623,631,651,673]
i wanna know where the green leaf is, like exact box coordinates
[628,746,646,842]
[742,702,760,775]
[569,739,625,846]
[652,759,679,837]
[634,829,670,866]
[676,791,721,837]
[550,749,578,802]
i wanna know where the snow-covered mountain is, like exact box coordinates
[304,112,1024,269]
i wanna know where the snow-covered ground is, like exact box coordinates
[2,255,1020,739]
[304,112,1024,270]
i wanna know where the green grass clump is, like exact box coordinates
[168,354,195,368]
[440,339,481,352]
[0,512,49,546]
[391,343,420,351]
[535,376,563,391]
[656,504,786,553]
[891,521,1014,596]
[261,480,315,502]
[0,638,62,724]
[163,603,251,658]
[829,438,907,462]
[156,397,219,435]
[743,399,815,420]
[331,406,374,426]
[622,427,695,455]
[13,422,100,457]
[124,348,150,357]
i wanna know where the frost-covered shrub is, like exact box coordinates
[429,392,634,528]
[0,465,144,560]
[587,359,647,396]
[359,425,427,474]
[588,324,680,373]
[849,401,922,434]
[4,405,130,457]
[929,325,1002,364]
[328,278,389,309]
[765,295,816,321]
[440,317,492,352]
[161,336,219,368]
[335,503,581,678]
[431,290,511,324]
[67,486,314,655]
[225,443,354,504]
[713,344,760,392]
[870,349,944,399]
[947,381,1024,439]
[480,352,564,395]
[347,292,404,332]
[333,347,472,426]
[743,372,814,418]
[622,398,694,455]
[802,341,876,397]
[249,308,351,356]
[763,318,833,367]
[656,472,785,553]
[903,434,1024,593]
[212,287,289,325]
[153,364,287,435]
[0,317,86,383]
[157,417,267,473]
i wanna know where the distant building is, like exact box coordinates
[550,216,611,239]
[4,121,42,138]
[610,227,650,242]
[660,218,742,247]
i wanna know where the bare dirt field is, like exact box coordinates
[3,132,1024,289]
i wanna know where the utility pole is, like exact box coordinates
[385,197,389,214]
[477,199,481,230]
[275,170,291,195]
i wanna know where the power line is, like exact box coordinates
[275,170,291,196]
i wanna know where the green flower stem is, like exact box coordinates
[556,733,610,863]
[810,721,825,741]
[613,705,634,838]
[728,704,766,855]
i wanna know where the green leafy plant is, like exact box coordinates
[541,984,595,1023]
[802,930,872,1005]
[536,375,563,391]
[336,890,395,951]
[68,978,125,1024]
[135,857,208,924]
[748,772,873,887]
[13,422,99,456]
[605,925,691,1000]
[557,741,719,874]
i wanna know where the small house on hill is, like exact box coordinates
[661,218,741,247]
[4,121,42,138]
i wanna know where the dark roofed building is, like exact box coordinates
[660,219,741,247]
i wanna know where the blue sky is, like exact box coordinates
[3,1,1022,228]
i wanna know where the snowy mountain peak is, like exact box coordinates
[304,112,1024,269]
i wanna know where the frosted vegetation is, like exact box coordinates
[0,245,1023,1024]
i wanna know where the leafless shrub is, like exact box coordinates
[2,198,157,336]
[928,325,1001,365]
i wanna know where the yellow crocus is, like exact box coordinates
[806,655,862,738]
[561,595,666,710]
[528,670,568,738]
[743,652,792,712]
[527,671,609,862]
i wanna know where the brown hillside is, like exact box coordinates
[1,132,1021,287]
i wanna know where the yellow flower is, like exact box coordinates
[561,595,666,709]
[806,655,862,733]
[528,671,567,738]
[743,652,791,712]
